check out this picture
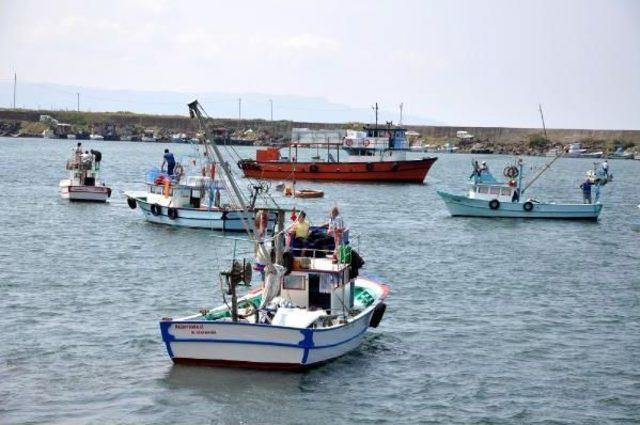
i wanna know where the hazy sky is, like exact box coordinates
[1,0,639,128]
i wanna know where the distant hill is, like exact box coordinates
[0,80,442,125]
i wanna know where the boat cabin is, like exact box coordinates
[146,172,224,209]
[343,124,409,152]
[274,258,354,327]
[467,170,518,202]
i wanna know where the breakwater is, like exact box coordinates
[1,108,638,152]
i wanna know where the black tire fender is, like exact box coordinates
[370,303,386,328]
[366,162,374,171]
[151,204,161,216]
[167,207,178,220]
[309,164,319,173]
[127,197,137,210]
[523,201,534,212]
[489,199,500,210]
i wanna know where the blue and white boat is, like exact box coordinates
[437,159,606,221]
[158,100,389,370]
[160,257,388,370]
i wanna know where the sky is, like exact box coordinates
[1,0,639,129]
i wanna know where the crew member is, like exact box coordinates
[162,148,176,176]
[580,179,593,204]
[90,149,102,171]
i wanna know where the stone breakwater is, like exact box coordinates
[1,109,638,153]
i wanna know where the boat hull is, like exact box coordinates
[129,196,276,232]
[437,190,602,220]
[59,182,111,202]
[238,157,437,183]
[160,278,389,370]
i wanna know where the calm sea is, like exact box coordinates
[1,137,639,424]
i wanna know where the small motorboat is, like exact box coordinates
[59,150,111,202]
[295,189,324,198]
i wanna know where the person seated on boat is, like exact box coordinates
[90,149,102,171]
[288,211,310,255]
[162,148,176,176]
[580,178,593,204]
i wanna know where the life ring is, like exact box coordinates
[503,166,519,178]
[167,207,178,220]
[390,162,399,172]
[127,197,137,209]
[309,164,319,173]
[489,199,500,210]
[366,162,374,171]
[523,201,534,212]
[345,139,353,147]
[363,139,371,147]
[150,204,161,216]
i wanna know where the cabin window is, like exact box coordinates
[489,187,500,195]
[478,186,489,194]
[500,188,512,196]
[283,275,305,290]
[309,274,331,310]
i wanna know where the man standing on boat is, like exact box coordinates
[580,178,593,204]
[162,148,176,176]
[90,149,102,171]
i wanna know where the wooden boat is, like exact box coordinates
[295,189,324,198]
[238,121,437,183]
[59,151,111,202]
[158,100,390,370]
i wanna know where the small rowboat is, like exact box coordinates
[295,189,324,199]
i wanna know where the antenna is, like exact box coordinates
[13,73,17,109]
[399,102,403,125]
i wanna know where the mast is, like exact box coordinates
[372,102,378,129]
[521,104,564,194]
[399,102,403,125]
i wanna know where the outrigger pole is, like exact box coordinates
[521,104,565,194]
[189,100,287,321]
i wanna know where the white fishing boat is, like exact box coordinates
[59,151,111,202]
[159,100,389,370]
[437,161,604,220]
[607,147,634,160]
[89,133,104,141]
[124,150,276,232]
[438,107,608,221]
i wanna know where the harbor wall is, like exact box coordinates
[1,109,639,150]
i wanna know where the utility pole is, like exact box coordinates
[13,73,17,109]
[399,102,403,125]
[238,98,242,121]
[372,102,379,128]
[269,99,273,121]
[76,92,80,112]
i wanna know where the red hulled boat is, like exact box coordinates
[238,124,437,183]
